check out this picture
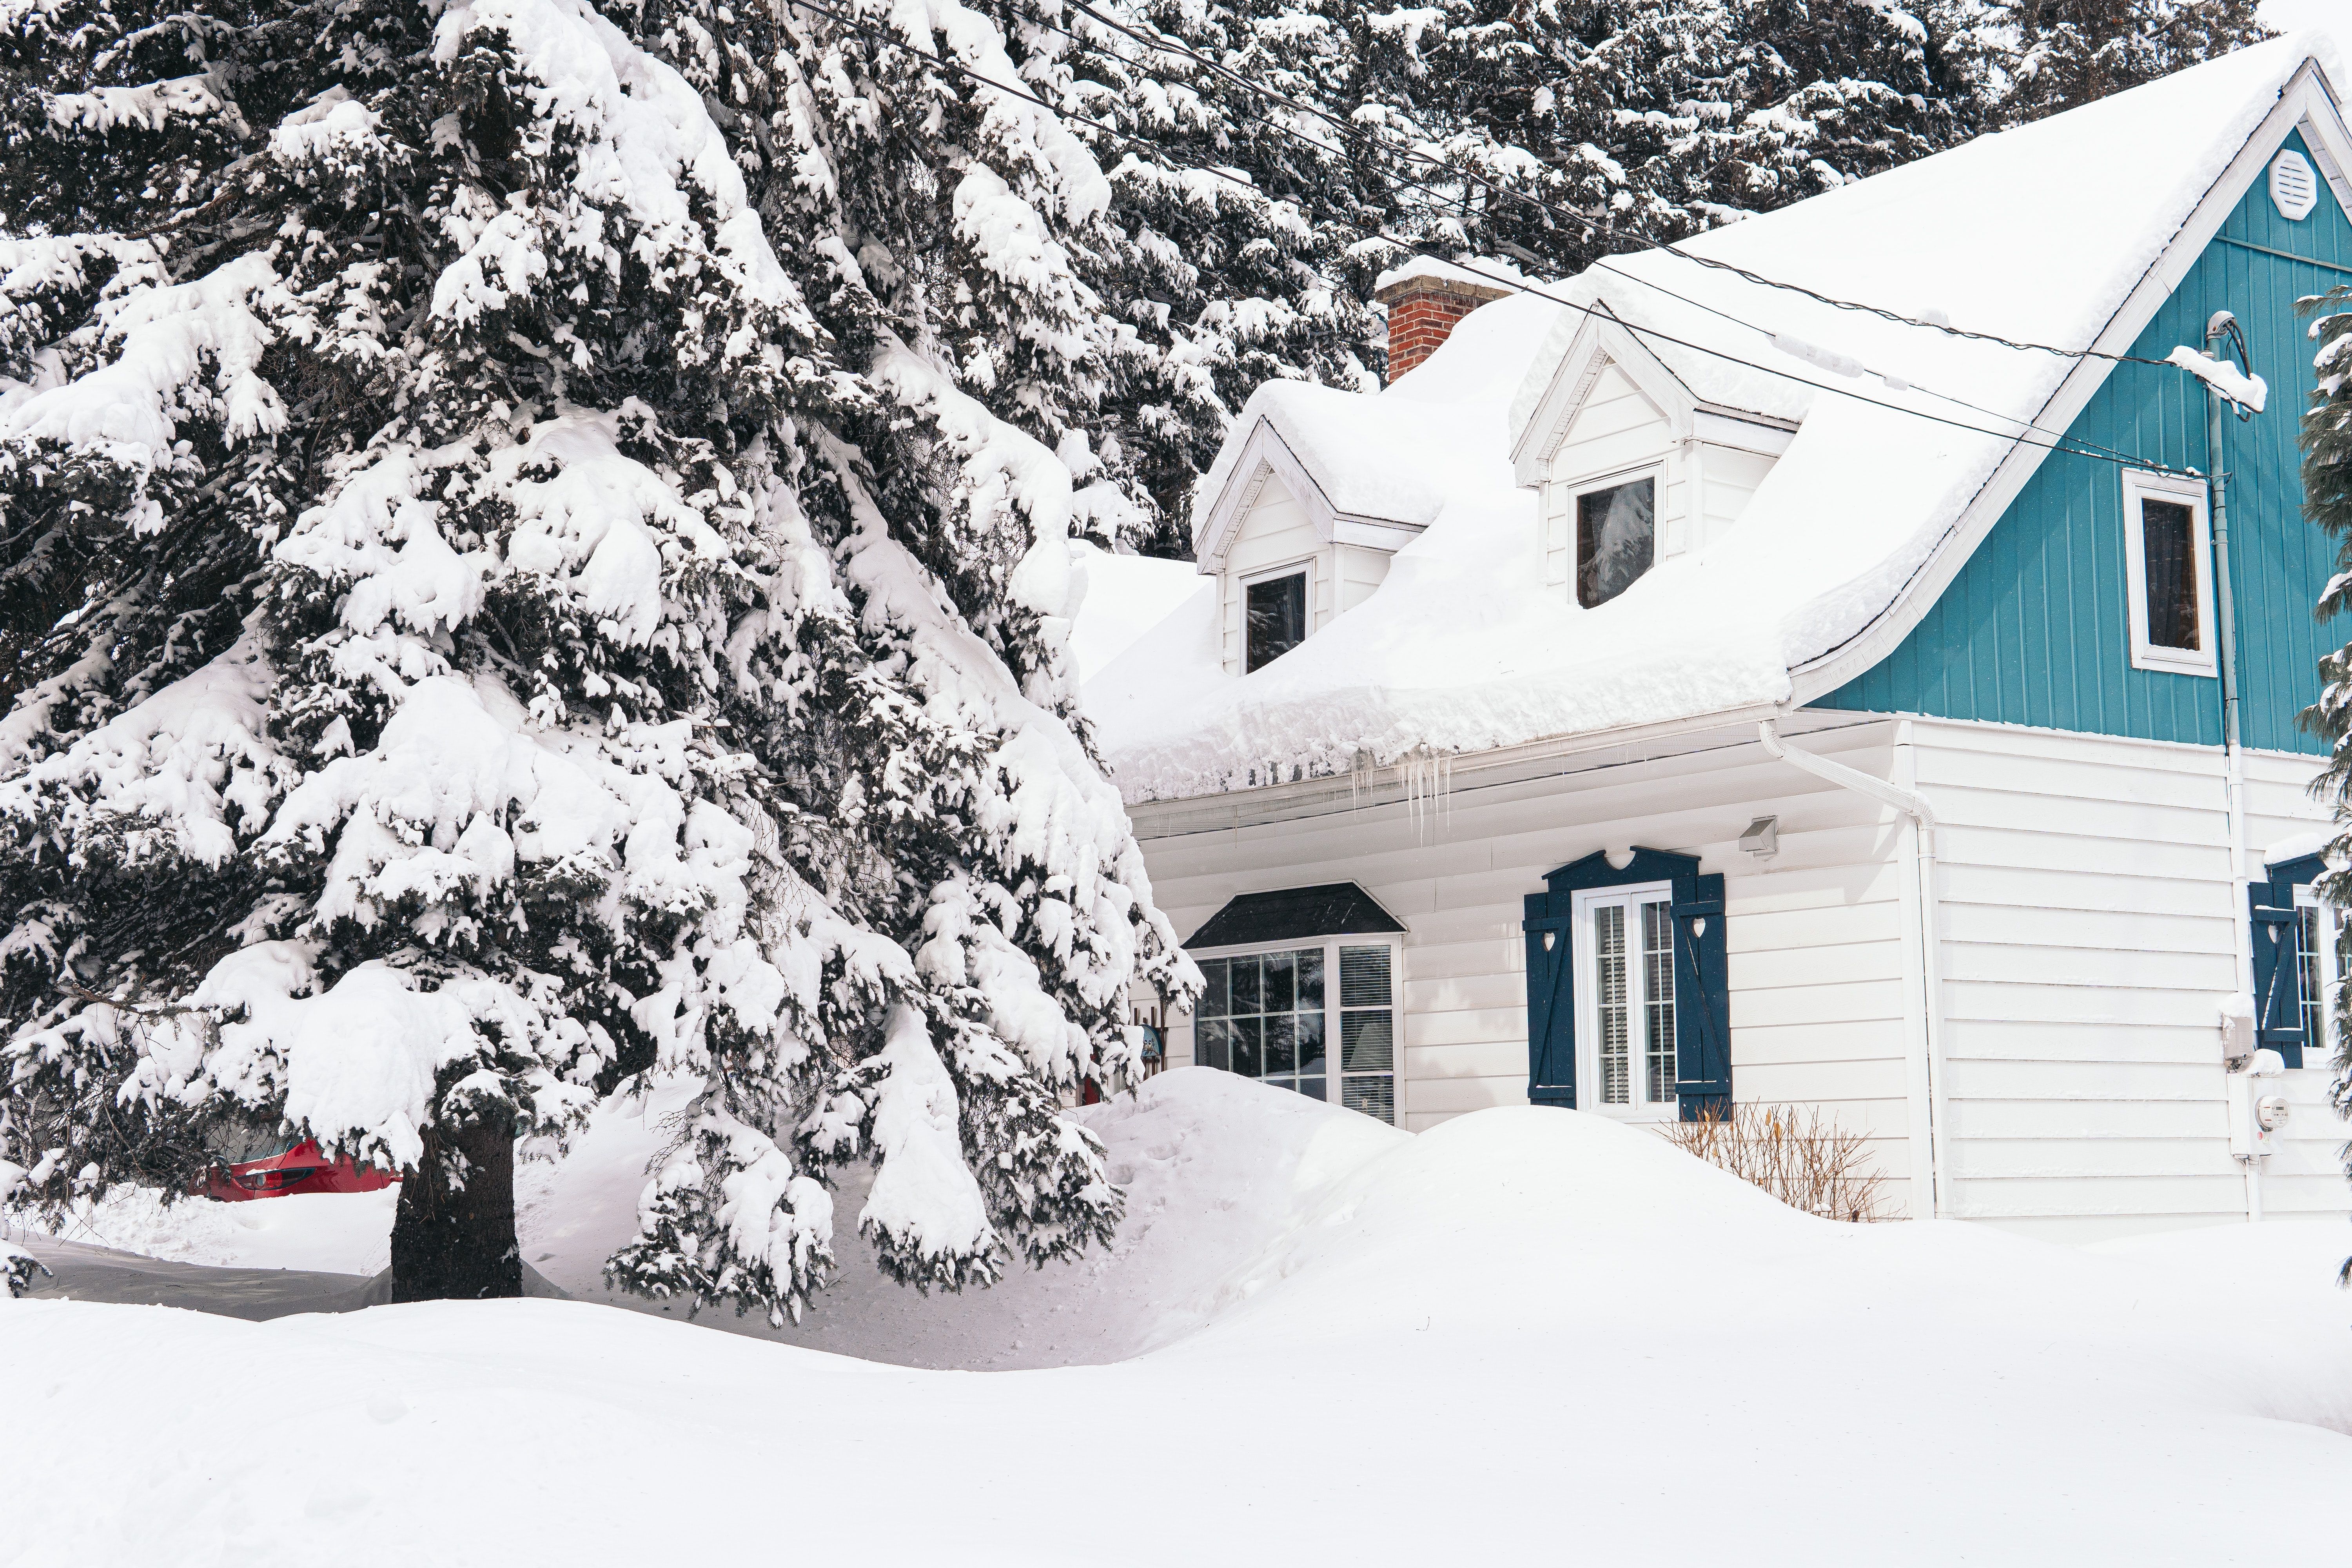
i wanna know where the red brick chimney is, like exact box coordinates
[1374,260,1514,381]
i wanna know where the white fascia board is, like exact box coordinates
[1788,58,2349,704]
[1330,517,1426,551]
[1194,419,1433,574]
[1510,309,1699,486]
[1193,420,1342,575]
[1693,406,1798,456]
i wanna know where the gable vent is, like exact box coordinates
[2271,149,2318,222]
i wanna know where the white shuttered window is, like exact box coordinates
[1572,881,1679,1120]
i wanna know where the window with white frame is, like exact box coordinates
[1193,939,1397,1123]
[1572,881,1679,1117]
[1244,567,1307,671]
[1574,470,1657,609]
[2294,883,2341,1056]
[2122,469,2216,676]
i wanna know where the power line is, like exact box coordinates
[1051,0,2185,372]
[1412,249,2179,471]
[1588,258,2164,475]
[768,0,2180,472]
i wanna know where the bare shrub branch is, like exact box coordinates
[1661,1103,1891,1222]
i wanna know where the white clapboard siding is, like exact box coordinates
[1126,708,2350,1240]
[2238,745,2352,1220]
[1697,444,1775,549]
[1133,714,1926,1213]
[1911,718,2347,1238]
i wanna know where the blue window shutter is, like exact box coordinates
[2250,852,2325,1070]
[1523,896,1576,1106]
[1672,873,1731,1120]
[2249,897,2303,1064]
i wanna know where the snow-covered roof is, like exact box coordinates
[1089,33,2350,804]
[1187,293,1559,564]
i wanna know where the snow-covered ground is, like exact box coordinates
[7,1069,2350,1564]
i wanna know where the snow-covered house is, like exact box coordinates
[1079,34,2352,1238]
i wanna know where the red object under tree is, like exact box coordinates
[199,1140,397,1203]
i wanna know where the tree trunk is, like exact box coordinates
[389,1118,522,1302]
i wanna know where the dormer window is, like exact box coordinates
[1576,472,1657,608]
[1245,569,1307,671]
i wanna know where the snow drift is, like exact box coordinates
[7,1068,2349,1564]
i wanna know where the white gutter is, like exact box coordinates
[1759,718,1951,1220]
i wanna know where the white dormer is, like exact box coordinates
[1511,307,1797,608]
[1193,386,1455,675]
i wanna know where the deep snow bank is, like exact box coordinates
[511,1065,1404,1367]
[6,1072,2350,1565]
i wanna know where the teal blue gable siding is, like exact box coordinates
[1814,129,2351,755]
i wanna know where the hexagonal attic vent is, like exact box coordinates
[2270,149,2318,222]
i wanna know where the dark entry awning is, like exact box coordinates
[1183,883,1406,950]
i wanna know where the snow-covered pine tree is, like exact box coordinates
[1052,0,1385,548]
[2296,284,2352,1263]
[1378,0,1981,277]
[0,0,1191,1314]
[1961,0,2272,129]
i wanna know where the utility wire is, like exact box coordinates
[770,0,2183,472]
[1050,0,2187,372]
[1588,258,2165,475]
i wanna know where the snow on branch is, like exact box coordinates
[0,249,290,472]
[45,73,244,136]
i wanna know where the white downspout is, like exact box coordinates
[2205,309,2261,1223]
[1760,718,1951,1220]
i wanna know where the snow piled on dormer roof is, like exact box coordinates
[1189,289,1562,546]
[1090,33,2345,804]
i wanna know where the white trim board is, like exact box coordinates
[1191,418,1430,577]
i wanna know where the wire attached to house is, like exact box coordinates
[768,0,2188,472]
[1588,257,2169,475]
[1049,0,2189,372]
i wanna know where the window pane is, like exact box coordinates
[2300,906,2325,1043]
[1230,1016,1262,1078]
[1296,1011,1327,1078]
[1595,903,1630,1105]
[1230,956,1261,1016]
[1296,948,1325,1011]
[1342,1009,1392,1072]
[1642,900,1677,1105]
[2141,499,2200,651]
[1198,959,1228,1019]
[1265,1013,1296,1075]
[1196,1018,1231,1073]
[1340,946,1391,1009]
[1263,950,1295,1014]
[1341,1076,1394,1123]
[1245,572,1307,671]
[1576,477,1656,609]
[1297,1076,1327,1102]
